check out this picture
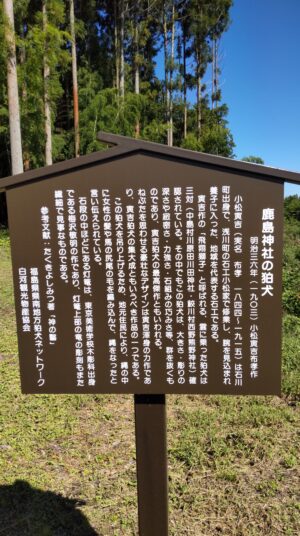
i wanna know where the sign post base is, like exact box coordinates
[134,394,168,536]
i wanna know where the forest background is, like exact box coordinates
[0,1,235,176]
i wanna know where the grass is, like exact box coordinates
[0,229,299,535]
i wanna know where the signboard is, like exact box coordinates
[6,145,283,394]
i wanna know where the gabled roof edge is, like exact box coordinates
[0,143,139,191]
[1,132,300,191]
[97,132,300,185]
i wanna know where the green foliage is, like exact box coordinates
[242,155,265,164]
[282,197,300,317]
[200,123,234,157]
[19,0,70,166]
[0,4,9,170]
[141,119,168,144]
[78,62,169,153]
[0,0,236,179]
[0,0,70,169]
[0,5,6,65]
[282,195,300,397]
[282,314,300,398]
[284,194,300,221]
[181,132,204,151]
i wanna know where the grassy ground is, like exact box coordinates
[0,229,299,535]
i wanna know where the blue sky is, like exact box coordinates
[155,0,300,197]
[221,0,300,197]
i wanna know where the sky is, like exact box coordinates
[221,0,300,197]
[155,0,300,197]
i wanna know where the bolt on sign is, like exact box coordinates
[2,133,300,395]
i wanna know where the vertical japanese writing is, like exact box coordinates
[67,189,80,288]
[41,206,56,345]
[102,189,116,335]
[174,187,184,384]
[186,187,196,384]
[18,267,31,332]
[126,199,140,381]
[138,189,151,385]
[250,236,259,379]
[152,228,162,351]
[199,323,208,384]
[233,289,242,386]
[73,294,84,387]
[115,197,128,383]
[85,302,96,386]
[163,190,173,359]
[30,268,45,387]
[261,208,275,297]
[233,193,243,387]
[221,185,232,385]
[197,194,207,384]
[162,187,171,238]
[79,197,92,295]
[210,186,219,342]
[54,190,68,283]
[233,194,243,280]
[90,189,102,265]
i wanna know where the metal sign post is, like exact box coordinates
[134,394,168,536]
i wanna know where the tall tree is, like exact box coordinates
[190,0,211,140]
[130,1,143,136]
[208,0,232,109]
[119,0,125,99]
[43,0,52,165]
[113,0,120,92]
[27,0,69,166]
[178,3,191,139]
[162,0,177,146]
[169,0,176,147]
[211,35,218,108]
[70,0,80,157]
[3,0,23,174]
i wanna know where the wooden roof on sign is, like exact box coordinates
[1,131,300,191]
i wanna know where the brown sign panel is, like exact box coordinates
[6,149,283,394]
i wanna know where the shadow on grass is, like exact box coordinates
[0,480,99,535]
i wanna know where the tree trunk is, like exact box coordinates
[43,1,52,166]
[212,37,219,109]
[134,8,140,138]
[169,1,175,147]
[183,24,187,139]
[134,42,140,96]
[215,38,219,108]
[20,24,30,170]
[119,0,125,99]
[113,0,119,91]
[70,0,80,157]
[134,16,140,95]
[3,0,23,175]
[163,5,170,146]
[196,49,201,140]
[211,37,215,108]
